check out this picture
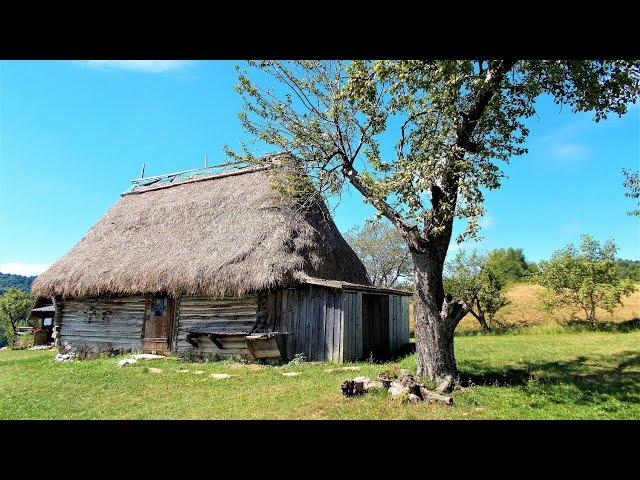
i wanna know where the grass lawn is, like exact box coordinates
[1,328,639,419]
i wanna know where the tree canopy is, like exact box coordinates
[485,247,530,283]
[444,250,509,331]
[344,220,412,288]
[0,273,36,295]
[229,60,640,249]
[537,235,636,326]
[230,59,640,384]
[0,287,34,346]
[622,169,640,216]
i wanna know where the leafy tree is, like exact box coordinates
[622,169,640,216]
[537,235,636,327]
[444,250,509,332]
[345,220,412,288]
[526,261,540,276]
[485,247,529,283]
[0,288,34,346]
[230,60,640,386]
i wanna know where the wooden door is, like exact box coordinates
[362,294,390,361]
[143,295,174,354]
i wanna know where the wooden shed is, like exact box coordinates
[31,159,410,362]
[26,297,55,346]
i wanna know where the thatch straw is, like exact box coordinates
[32,166,370,298]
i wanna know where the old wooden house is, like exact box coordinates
[31,162,410,362]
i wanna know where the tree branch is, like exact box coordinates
[340,162,427,251]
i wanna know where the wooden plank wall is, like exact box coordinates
[401,295,410,347]
[341,290,362,362]
[388,294,410,354]
[59,296,146,351]
[174,295,258,357]
[269,286,344,362]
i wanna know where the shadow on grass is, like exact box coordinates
[565,318,640,332]
[459,350,640,406]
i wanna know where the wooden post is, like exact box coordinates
[52,295,62,348]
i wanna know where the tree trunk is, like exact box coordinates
[476,313,490,333]
[475,301,490,332]
[10,319,18,346]
[588,306,597,328]
[411,249,463,385]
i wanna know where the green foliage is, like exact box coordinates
[622,168,640,216]
[344,219,412,288]
[229,60,640,245]
[536,235,637,326]
[0,288,34,346]
[444,250,510,328]
[485,248,530,284]
[616,259,640,281]
[0,273,36,295]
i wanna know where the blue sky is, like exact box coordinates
[0,60,638,276]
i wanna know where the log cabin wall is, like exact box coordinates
[58,296,146,355]
[174,294,259,358]
[267,285,345,362]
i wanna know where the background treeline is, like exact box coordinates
[0,273,36,295]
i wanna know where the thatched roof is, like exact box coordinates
[32,164,370,298]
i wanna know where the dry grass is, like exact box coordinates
[460,282,640,332]
[32,165,369,299]
[408,283,640,333]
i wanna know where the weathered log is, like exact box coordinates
[341,377,384,396]
[419,386,454,405]
[341,379,366,397]
[341,372,454,406]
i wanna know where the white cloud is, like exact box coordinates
[81,60,190,73]
[1,263,51,276]
[479,214,495,228]
[549,142,591,161]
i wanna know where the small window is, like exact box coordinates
[151,297,167,317]
[43,318,53,327]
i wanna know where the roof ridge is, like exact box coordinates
[122,164,275,196]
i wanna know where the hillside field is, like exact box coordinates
[408,282,640,333]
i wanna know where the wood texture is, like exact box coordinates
[174,295,259,357]
[59,296,146,351]
[268,286,344,362]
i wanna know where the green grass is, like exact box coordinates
[1,329,639,419]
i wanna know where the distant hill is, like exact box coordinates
[0,273,36,295]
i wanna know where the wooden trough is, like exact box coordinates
[178,327,287,361]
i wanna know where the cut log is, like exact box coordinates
[340,371,454,406]
[419,386,454,405]
[341,379,366,397]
